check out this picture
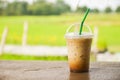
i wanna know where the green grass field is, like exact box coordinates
[0,54,68,61]
[0,53,95,62]
[0,13,120,52]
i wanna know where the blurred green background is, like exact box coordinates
[0,0,120,60]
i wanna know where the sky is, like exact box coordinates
[65,0,120,11]
[7,0,120,11]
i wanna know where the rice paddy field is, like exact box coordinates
[0,13,120,54]
[0,53,96,62]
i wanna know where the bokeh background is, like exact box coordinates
[0,0,120,61]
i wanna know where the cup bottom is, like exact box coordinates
[70,69,89,73]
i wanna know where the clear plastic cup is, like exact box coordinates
[65,23,93,73]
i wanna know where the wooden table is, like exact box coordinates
[0,61,120,80]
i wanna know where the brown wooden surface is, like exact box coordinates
[0,61,120,80]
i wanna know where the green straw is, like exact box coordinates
[79,8,90,35]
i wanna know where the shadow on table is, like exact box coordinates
[69,72,89,80]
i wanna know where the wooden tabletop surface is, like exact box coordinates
[0,61,120,80]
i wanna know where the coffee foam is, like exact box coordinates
[65,32,93,39]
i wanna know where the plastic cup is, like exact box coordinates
[65,23,93,73]
[69,72,89,80]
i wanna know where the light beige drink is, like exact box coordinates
[65,32,92,73]
[69,72,89,80]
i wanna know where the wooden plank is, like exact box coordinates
[0,27,8,55]
[0,61,120,80]
[22,21,28,46]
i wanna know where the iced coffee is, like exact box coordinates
[65,32,93,73]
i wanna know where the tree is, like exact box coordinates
[76,6,88,13]
[0,1,3,15]
[28,1,54,15]
[116,6,120,13]
[35,0,46,3]
[5,1,28,15]
[55,0,71,14]
[0,1,8,15]
[16,2,28,15]
[91,8,99,13]
[29,0,71,15]
[5,2,16,15]
[3,0,71,16]
[105,7,112,13]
